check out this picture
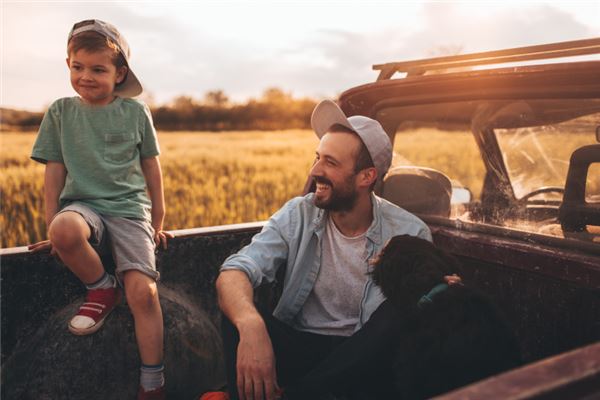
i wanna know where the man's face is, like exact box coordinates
[310,131,362,211]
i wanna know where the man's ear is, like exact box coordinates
[359,167,378,188]
[116,66,128,85]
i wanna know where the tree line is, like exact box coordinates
[1,88,319,132]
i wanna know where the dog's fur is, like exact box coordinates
[371,235,522,399]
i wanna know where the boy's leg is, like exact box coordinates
[104,216,164,396]
[49,203,120,335]
[123,270,164,366]
[49,209,104,283]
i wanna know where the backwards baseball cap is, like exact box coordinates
[68,19,143,98]
[311,100,393,181]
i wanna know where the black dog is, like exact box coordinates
[371,235,522,399]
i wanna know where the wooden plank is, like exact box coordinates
[433,341,600,400]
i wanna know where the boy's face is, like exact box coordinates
[66,48,127,106]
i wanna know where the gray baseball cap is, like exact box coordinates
[68,19,143,98]
[311,99,392,181]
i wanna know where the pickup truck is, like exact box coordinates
[2,37,599,399]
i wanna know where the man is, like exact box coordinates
[215,100,432,400]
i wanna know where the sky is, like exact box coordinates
[1,0,599,111]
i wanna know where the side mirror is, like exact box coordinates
[451,187,472,204]
[596,126,600,143]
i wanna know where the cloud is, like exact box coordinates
[253,2,599,99]
[2,2,598,110]
[407,2,595,53]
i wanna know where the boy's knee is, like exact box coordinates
[124,272,159,313]
[48,212,89,251]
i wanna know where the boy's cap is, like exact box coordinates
[68,19,143,98]
[311,99,392,181]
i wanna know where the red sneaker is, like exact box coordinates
[138,385,166,400]
[198,392,229,400]
[68,287,122,335]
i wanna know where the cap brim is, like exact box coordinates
[311,100,354,138]
[113,68,143,98]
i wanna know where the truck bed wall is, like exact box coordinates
[2,224,599,366]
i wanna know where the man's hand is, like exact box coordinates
[28,239,55,255]
[216,270,281,399]
[236,318,280,400]
[444,274,462,286]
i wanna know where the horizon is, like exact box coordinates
[2,0,600,112]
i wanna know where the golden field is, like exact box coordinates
[1,128,594,248]
[1,129,482,248]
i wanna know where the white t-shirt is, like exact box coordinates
[294,215,369,336]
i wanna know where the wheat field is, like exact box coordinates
[7,127,593,248]
[1,129,485,248]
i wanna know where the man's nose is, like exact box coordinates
[309,159,322,177]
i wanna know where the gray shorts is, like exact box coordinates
[57,202,160,282]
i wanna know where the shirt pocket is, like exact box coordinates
[104,132,136,163]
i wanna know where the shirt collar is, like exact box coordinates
[312,192,382,244]
[365,193,382,245]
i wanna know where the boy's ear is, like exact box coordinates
[65,58,70,67]
[116,65,128,85]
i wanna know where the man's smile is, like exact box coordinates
[314,177,333,195]
[315,182,331,195]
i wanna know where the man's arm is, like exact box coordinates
[216,270,279,400]
[29,161,66,253]
[217,200,295,399]
[141,156,172,249]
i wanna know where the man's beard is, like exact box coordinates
[313,175,358,212]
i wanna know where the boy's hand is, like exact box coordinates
[28,239,56,256]
[153,229,173,250]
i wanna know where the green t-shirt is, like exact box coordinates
[31,97,160,221]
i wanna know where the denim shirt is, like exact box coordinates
[220,193,432,331]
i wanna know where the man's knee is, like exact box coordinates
[48,212,90,251]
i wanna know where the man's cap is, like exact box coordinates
[311,99,392,181]
[68,19,143,98]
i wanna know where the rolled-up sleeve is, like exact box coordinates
[418,225,433,242]
[220,204,292,288]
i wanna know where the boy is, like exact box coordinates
[28,19,170,400]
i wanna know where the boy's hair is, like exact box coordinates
[67,31,127,69]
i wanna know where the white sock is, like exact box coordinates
[85,272,116,290]
[140,364,165,392]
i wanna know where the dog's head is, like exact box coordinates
[371,235,462,309]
